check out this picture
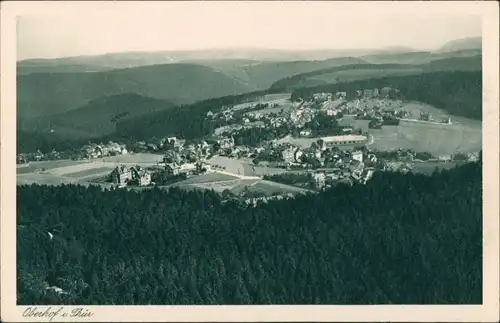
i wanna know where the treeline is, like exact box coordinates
[286,71,482,120]
[16,131,138,155]
[18,161,482,305]
[17,131,90,155]
[263,173,313,188]
[268,56,481,93]
[268,63,416,91]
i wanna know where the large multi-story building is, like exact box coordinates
[321,135,368,148]
[130,166,151,186]
[110,165,132,186]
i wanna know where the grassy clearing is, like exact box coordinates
[63,166,115,178]
[16,160,87,174]
[368,122,481,155]
[207,156,246,175]
[337,107,481,155]
[173,172,240,186]
[99,153,163,164]
[17,173,79,186]
[242,164,287,177]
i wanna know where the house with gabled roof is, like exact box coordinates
[130,166,151,186]
[109,165,132,186]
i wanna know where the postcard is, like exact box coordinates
[1,1,499,322]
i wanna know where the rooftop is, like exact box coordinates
[321,135,368,143]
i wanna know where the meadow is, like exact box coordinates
[169,175,308,197]
[16,160,87,174]
[337,101,482,155]
[99,153,163,165]
[17,158,129,186]
[62,166,115,178]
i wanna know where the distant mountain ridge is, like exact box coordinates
[17,37,481,74]
[436,36,481,53]
[17,46,420,70]
[17,63,254,118]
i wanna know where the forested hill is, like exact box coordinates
[268,55,481,92]
[18,94,176,139]
[18,161,482,305]
[17,63,254,119]
[288,71,482,120]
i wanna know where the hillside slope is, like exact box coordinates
[18,94,176,138]
[17,63,253,118]
[17,64,115,75]
[361,49,481,64]
[269,55,481,91]
[290,71,482,120]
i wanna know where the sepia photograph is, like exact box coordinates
[1,1,499,322]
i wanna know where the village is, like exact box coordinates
[17,87,480,204]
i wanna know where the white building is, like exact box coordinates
[321,135,368,147]
[300,129,312,137]
[351,150,364,163]
[326,109,339,116]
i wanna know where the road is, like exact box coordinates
[211,169,261,180]
[400,118,452,126]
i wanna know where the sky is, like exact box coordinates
[16,1,482,60]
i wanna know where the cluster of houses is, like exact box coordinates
[16,149,56,164]
[222,89,402,134]
[81,142,128,159]
[308,148,377,189]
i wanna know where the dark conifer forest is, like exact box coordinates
[17,161,482,305]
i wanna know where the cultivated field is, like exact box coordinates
[171,172,240,185]
[208,156,288,177]
[17,173,80,186]
[99,153,163,165]
[242,164,288,177]
[207,156,246,175]
[242,180,309,195]
[16,160,87,174]
[16,155,158,186]
[63,166,115,178]
[337,102,482,155]
[369,122,479,155]
[171,176,308,197]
